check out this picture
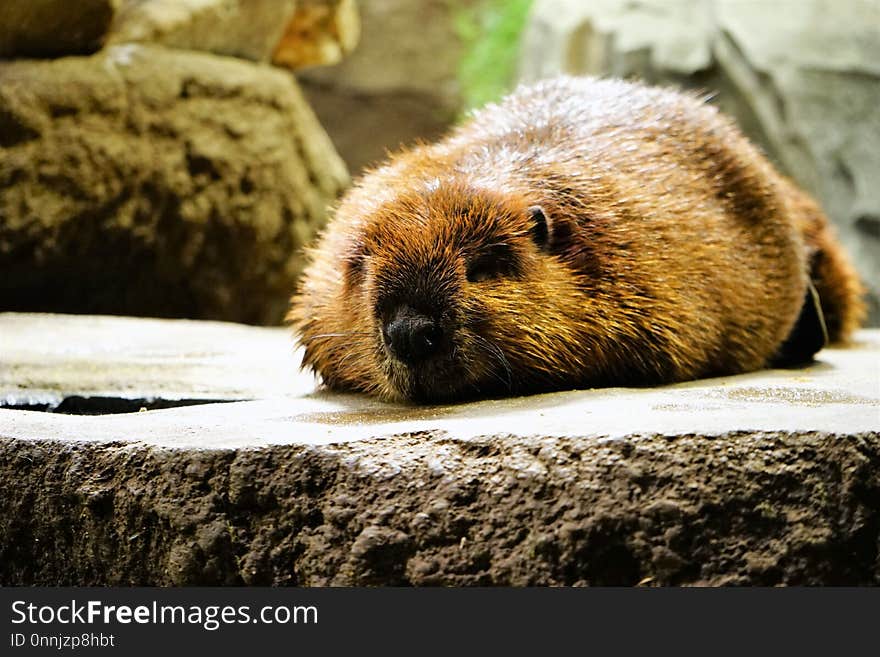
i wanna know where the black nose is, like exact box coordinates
[383,309,443,364]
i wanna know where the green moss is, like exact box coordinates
[454,0,534,112]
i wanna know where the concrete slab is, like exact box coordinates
[0,312,878,585]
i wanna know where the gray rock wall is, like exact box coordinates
[520,0,880,323]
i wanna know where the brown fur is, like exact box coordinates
[288,77,864,402]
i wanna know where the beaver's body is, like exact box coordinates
[289,77,864,402]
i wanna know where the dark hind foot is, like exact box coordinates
[772,281,829,366]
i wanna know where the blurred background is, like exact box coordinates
[1,0,877,326]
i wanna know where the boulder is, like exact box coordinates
[272,0,360,70]
[0,0,116,59]
[107,0,360,69]
[519,0,880,324]
[107,0,297,62]
[0,45,348,324]
[0,312,878,585]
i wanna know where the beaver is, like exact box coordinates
[288,76,864,403]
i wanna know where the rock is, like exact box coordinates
[273,0,360,70]
[0,312,878,585]
[712,2,880,325]
[519,0,880,324]
[0,45,348,324]
[0,0,116,59]
[107,0,361,68]
[519,0,714,81]
[297,0,465,173]
[107,0,297,62]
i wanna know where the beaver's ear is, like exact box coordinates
[528,205,573,252]
[527,205,549,249]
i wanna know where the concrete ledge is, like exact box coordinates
[1,313,878,585]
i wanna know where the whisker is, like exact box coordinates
[299,331,373,343]
[472,333,513,390]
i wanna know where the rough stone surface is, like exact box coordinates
[273,0,360,70]
[0,0,116,59]
[520,0,880,324]
[298,0,464,173]
[1,313,878,586]
[0,313,302,407]
[0,45,348,324]
[107,0,297,62]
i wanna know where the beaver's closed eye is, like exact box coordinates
[466,245,514,283]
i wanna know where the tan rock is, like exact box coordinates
[273,0,360,70]
[107,0,297,62]
[0,45,349,324]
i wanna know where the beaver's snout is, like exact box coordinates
[382,306,445,365]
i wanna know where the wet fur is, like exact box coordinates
[288,77,864,402]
